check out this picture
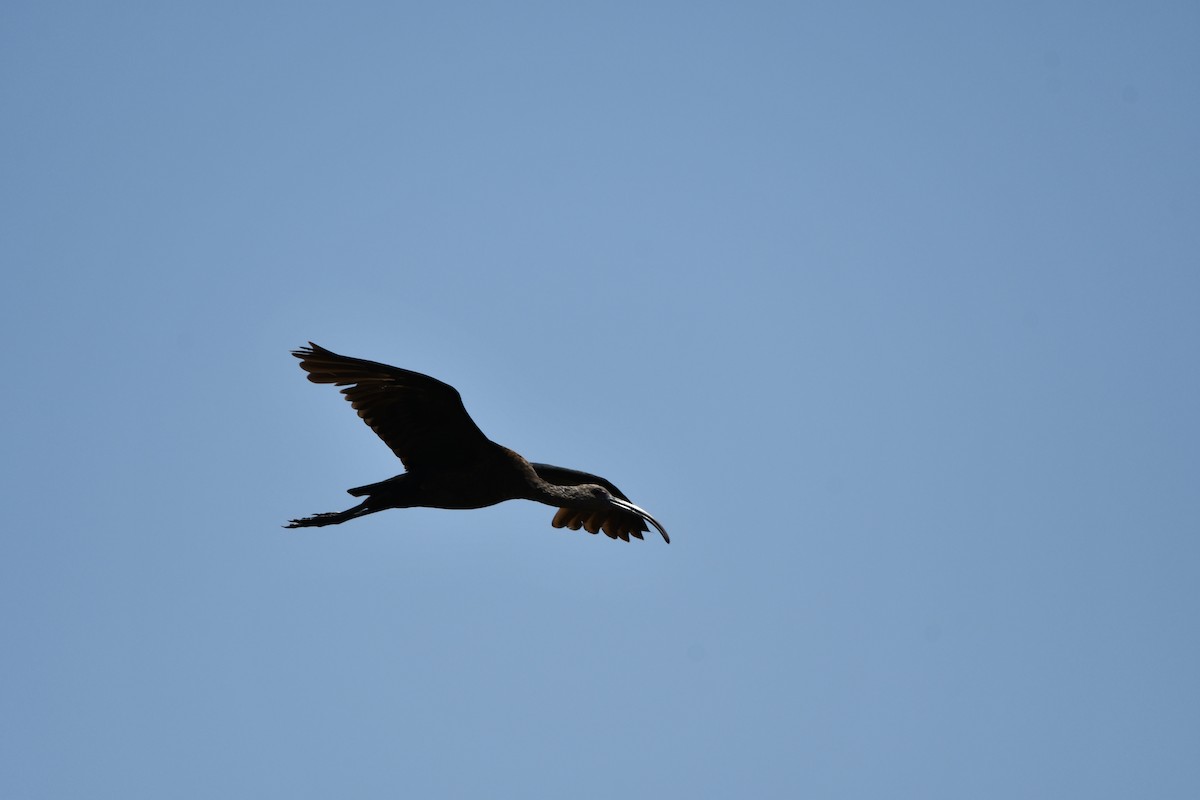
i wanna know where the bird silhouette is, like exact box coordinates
[285,343,669,543]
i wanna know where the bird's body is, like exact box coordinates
[286,343,669,543]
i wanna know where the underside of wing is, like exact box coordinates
[531,463,649,542]
[294,343,489,471]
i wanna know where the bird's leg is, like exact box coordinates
[285,500,377,529]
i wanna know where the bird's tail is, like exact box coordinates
[286,476,413,529]
[347,474,409,498]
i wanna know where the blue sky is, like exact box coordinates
[3,2,1198,797]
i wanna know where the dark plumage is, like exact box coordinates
[285,343,669,543]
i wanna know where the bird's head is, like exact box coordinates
[558,483,670,543]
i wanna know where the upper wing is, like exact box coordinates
[531,463,650,542]
[293,343,489,471]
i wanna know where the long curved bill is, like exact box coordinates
[609,497,671,544]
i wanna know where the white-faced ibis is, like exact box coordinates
[285,343,669,543]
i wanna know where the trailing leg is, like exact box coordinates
[285,500,379,528]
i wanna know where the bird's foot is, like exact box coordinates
[284,512,346,528]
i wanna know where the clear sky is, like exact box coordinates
[3,2,1198,797]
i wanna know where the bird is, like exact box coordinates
[285,343,670,543]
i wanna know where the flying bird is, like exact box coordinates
[285,343,669,543]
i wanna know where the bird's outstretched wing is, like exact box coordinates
[293,343,489,471]
[531,463,652,542]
